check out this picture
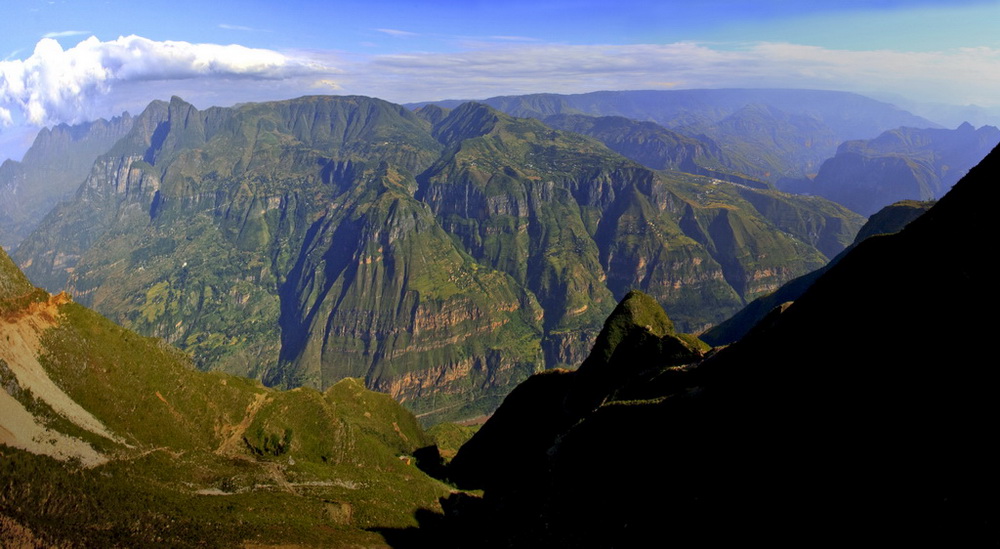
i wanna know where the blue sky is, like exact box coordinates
[2,0,1000,160]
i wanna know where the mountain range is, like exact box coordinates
[10,94,864,422]
[2,87,998,546]
[0,115,134,251]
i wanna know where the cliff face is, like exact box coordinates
[14,95,863,422]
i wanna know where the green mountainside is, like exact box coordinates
[13,95,862,423]
[0,115,134,251]
[783,122,1000,214]
[0,246,452,547]
[417,144,1000,546]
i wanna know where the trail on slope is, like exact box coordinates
[213,392,298,494]
[215,391,270,457]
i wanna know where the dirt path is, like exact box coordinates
[215,391,270,456]
[211,392,299,494]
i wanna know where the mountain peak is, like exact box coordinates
[575,290,695,377]
[431,101,505,145]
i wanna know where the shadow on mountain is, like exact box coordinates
[396,143,1000,546]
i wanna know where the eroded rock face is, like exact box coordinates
[14,95,863,422]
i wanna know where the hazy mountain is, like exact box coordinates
[676,102,840,179]
[0,245,451,547]
[13,95,862,423]
[0,114,134,251]
[783,122,1000,214]
[410,88,939,181]
[539,112,768,186]
[423,143,999,546]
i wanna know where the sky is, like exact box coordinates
[2,0,1000,160]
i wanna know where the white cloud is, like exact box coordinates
[42,30,92,39]
[375,28,419,38]
[219,24,270,32]
[0,35,333,126]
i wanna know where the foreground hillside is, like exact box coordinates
[419,143,1000,545]
[0,248,451,547]
[13,94,862,422]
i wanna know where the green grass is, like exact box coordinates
[0,295,453,546]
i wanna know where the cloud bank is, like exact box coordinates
[353,42,1000,107]
[0,35,330,127]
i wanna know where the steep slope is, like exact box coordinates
[448,290,706,492]
[701,198,935,346]
[14,95,862,422]
[433,143,1000,546]
[0,246,451,547]
[0,241,35,301]
[0,115,134,251]
[785,122,1000,214]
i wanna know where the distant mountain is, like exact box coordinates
[0,246,450,547]
[783,122,1000,214]
[410,89,939,181]
[0,115,133,250]
[675,102,840,180]
[14,95,862,423]
[539,113,768,186]
[426,143,1000,546]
